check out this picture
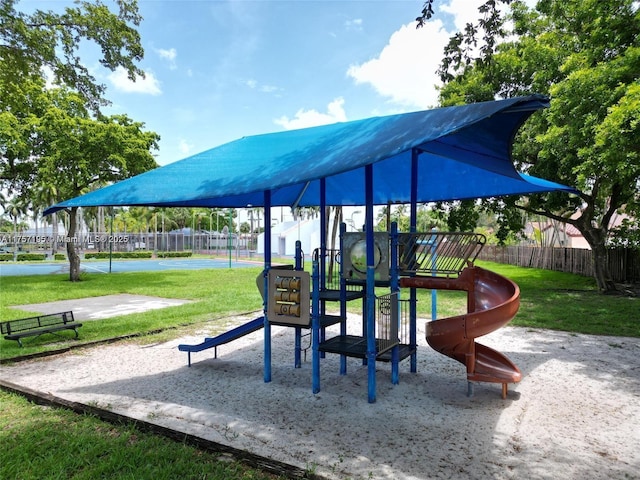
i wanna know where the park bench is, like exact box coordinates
[0,311,82,347]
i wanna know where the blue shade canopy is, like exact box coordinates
[44,95,576,215]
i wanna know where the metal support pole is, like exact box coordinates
[294,240,303,368]
[390,221,400,385]
[228,209,233,268]
[319,179,327,360]
[431,227,438,322]
[312,258,321,393]
[109,208,114,273]
[365,164,377,403]
[339,222,347,375]
[263,192,272,383]
[409,149,419,372]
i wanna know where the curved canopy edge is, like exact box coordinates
[44,95,576,215]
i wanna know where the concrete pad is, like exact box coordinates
[11,294,191,320]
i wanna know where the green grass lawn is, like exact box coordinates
[0,391,286,480]
[0,267,266,359]
[0,262,638,360]
[0,263,638,480]
[476,260,639,337]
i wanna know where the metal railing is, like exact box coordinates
[375,292,410,353]
[398,232,486,277]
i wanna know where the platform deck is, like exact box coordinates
[319,334,415,362]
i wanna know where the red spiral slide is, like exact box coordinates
[400,265,521,398]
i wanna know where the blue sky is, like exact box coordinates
[24,0,491,166]
[15,0,504,228]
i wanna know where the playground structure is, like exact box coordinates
[179,224,522,400]
[47,96,577,402]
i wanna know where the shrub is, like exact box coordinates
[156,251,193,258]
[84,251,153,260]
[17,253,46,261]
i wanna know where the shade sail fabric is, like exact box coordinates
[44,95,576,215]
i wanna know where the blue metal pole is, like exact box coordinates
[228,209,233,268]
[409,149,419,373]
[263,192,272,383]
[319,178,327,360]
[295,240,302,270]
[319,178,327,299]
[294,240,302,368]
[431,227,438,322]
[109,208,114,273]
[312,258,321,393]
[339,222,347,375]
[390,221,400,385]
[365,164,377,403]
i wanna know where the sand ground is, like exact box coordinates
[1,314,639,480]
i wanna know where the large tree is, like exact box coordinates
[1,0,158,281]
[1,0,148,190]
[36,87,158,280]
[426,0,639,292]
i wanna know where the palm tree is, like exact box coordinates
[6,197,27,261]
[326,206,343,280]
[33,182,60,255]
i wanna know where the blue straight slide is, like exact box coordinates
[178,316,264,366]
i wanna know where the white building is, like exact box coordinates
[256,218,336,257]
[256,207,365,257]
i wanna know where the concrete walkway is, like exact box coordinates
[10,294,191,320]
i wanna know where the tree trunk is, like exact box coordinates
[66,207,82,282]
[590,241,617,293]
[581,225,617,293]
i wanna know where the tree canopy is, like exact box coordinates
[1,0,159,280]
[426,0,639,292]
[0,0,144,112]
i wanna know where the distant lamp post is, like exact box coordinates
[209,211,214,253]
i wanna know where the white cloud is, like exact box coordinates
[245,79,280,95]
[260,85,279,93]
[440,0,486,31]
[156,47,177,70]
[345,18,363,31]
[178,139,194,155]
[440,0,523,47]
[274,98,347,130]
[41,65,56,89]
[346,0,519,110]
[108,67,162,95]
[347,20,449,109]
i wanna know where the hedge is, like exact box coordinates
[0,253,48,261]
[85,251,153,260]
[156,251,193,258]
[18,253,47,261]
